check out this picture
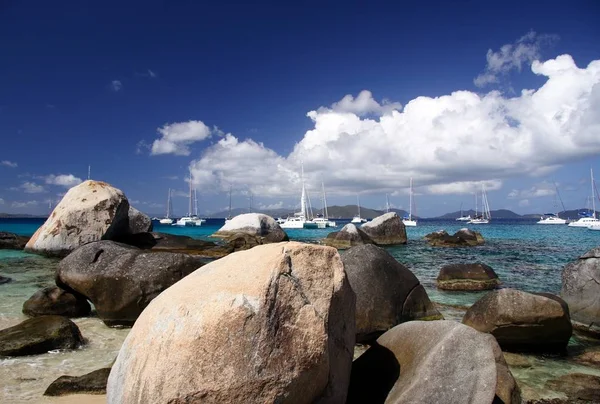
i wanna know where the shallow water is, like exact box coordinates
[1,217,599,402]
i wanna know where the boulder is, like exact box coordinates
[462,289,572,352]
[437,263,500,290]
[545,373,600,402]
[0,275,11,284]
[107,242,356,404]
[342,244,442,342]
[425,228,485,247]
[0,315,84,356]
[44,367,111,396]
[212,213,288,243]
[561,247,600,335]
[25,180,130,257]
[0,231,29,250]
[57,240,204,327]
[23,286,91,318]
[127,206,152,234]
[323,223,374,249]
[348,321,520,404]
[573,345,600,367]
[359,213,407,245]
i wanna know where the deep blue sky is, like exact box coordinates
[1,0,599,217]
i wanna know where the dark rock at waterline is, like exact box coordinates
[0,231,29,250]
[463,289,572,352]
[127,206,153,234]
[425,228,485,247]
[114,232,230,258]
[0,316,84,356]
[44,367,111,396]
[437,263,500,290]
[57,240,204,327]
[360,212,407,245]
[545,373,600,402]
[342,245,442,343]
[324,223,374,249]
[0,275,12,284]
[561,246,600,335]
[23,286,91,318]
[348,321,521,404]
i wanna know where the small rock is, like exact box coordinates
[545,373,600,402]
[44,367,111,396]
[425,228,485,247]
[360,212,407,245]
[0,275,12,284]
[437,263,500,290]
[573,345,600,367]
[0,231,29,250]
[502,352,534,368]
[323,223,374,249]
[23,286,91,318]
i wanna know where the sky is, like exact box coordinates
[1,0,600,217]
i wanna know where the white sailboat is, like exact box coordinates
[455,202,471,221]
[159,188,173,224]
[225,186,233,224]
[537,183,567,225]
[468,185,491,224]
[174,170,204,226]
[351,195,367,224]
[280,165,313,229]
[570,168,599,228]
[308,182,336,228]
[402,178,417,227]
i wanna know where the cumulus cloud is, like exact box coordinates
[111,80,122,92]
[518,199,531,207]
[257,201,285,210]
[188,54,600,199]
[1,160,17,168]
[474,31,558,87]
[327,90,402,116]
[12,200,39,208]
[151,120,214,156]
[20,182,45,194]
[45,174,83,188]
[508,182,556,199]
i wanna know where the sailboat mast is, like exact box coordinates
[475,192,478,217]
[357,195,361,218]
[592,168,597,219]
[409,178,413,220]
[300,164,307,219]
[228,186,232,218]
[386,193,390,213]
[166,189,171,219]
[188,170,193,217]
[322,181,329,219]
[194,189,199,216]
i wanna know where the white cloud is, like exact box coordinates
[148,69,157,78]
[45,174,83,188]
[474,31,558,87]
[151,120,213,156]
[20,182,45,194]
[111,80,122,92]
[518,199,530,207]
[12,200,39,208]
[257,201,285,210]
[188,54,600,199]
[507,182,556,199]
[327,90,402,116]
[0,198,4,204]
[1,160,18,168]
[423,180,503,195]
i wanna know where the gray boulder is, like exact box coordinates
[463,289,572,352]
[561,247,600,335]
[348,321,520,404]
[212,213,288,243]
[44,367,111,396]
[0,275,11,285]
[342,244,442,342]
[57,240,204,327]
[324,223,374,249]
[0,231,29,250]
[23,286,91,318]
[437,263,500,290]
[0,316,84,356]
[127,206,152,234]
[545,373,600,402]
[425,228,485,247]
[360,213,407,245]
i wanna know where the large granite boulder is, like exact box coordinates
[561,247,600,335]
[0,231,29,250]
[114,232,230,258]
[212,213,288,243]
[44,367,111,396]
[342,244,442,342]
[107,242,356,403]
[360,213,407,245]
[437,263,500,290]
[127,206,152,234]
[348,321,520,404]
[463,289,572,352]
[0,316,84,356]
[324,223,374,249]
[25,180,130,257]
[425,228,485,247]
[57,240,204,327]
[23,286,91,318]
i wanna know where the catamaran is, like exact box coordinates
[174,170,205,227]
[159,188,173,224]
[308,182,336,228]
[569,168,599,228]
[537,183,567,224]
[455,202,471,221]
[468,185,491,224]
[351,195,367,223]
[402,178,417,227]
[280,165,315,229]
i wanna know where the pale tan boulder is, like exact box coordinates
[212,213,288,244]
[25,180,130,257]
[107,242,356,404]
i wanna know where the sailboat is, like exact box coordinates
[173,170,204,226]
[351,195,367,223]
[280,165,313,229]
[308,182,336,228]
[468,185,491,224]
[225,186,233,224]
[402,178,417,227]
[159,189,173,224]
[570,168,599,228]
[455,202,471,221]
[537,183,567,225]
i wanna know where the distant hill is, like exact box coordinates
[207,205,411,220]
[436,209,523,219]
[0,213,46,218]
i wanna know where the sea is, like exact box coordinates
[1,217,600,402]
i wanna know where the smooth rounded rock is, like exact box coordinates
[0,231,29,250]
[324,223,374,249]
[425,228,485,247]
[107,242,356,404]
[212,213,288,243]
[127,206,152,234]
[360,213,407,245]
[44,367,111,396]
[437,263,500,290]
[23,286,91,318]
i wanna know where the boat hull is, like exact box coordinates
[403,220,417,227]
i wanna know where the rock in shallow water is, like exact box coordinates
[212,213,288,243]
[324,223,374,249]
[0,231,29,250]
[0,275,11,284]
[545,373,600,402]
[360,212,407,245]
[0,315,84,356]
[425,228,485,247]
[437,263,500,290]
[44,367,111,396]
[107,242,356,404]
[23,286,91,318]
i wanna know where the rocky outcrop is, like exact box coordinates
[437,263,500,290]
[0,316,84,356]
[44,367,111,396]
[107,242,356,404]
[360,213,407,245]
[22,286,91,318]
[425,228,485,247]
[561,247,600,335]
[323,223,374,249]
[0,231,29,250]
[0,275,11,284]
[212,213,288,243]
[57,240,204,327]
[25,180,130,257]
[348,321,520,404]
[114,232,229,258]
[545,373,600,402]
[127,206,152,234]
[342,244,442,342]
[463,289,572,352]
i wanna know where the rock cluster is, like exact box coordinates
[324,213,408,249]
[324,223,375,249]
[23,286,91,318]
[437,263,500,290]
[212,213,289,244]
[425,228,485,247]
[0,231,29,250]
